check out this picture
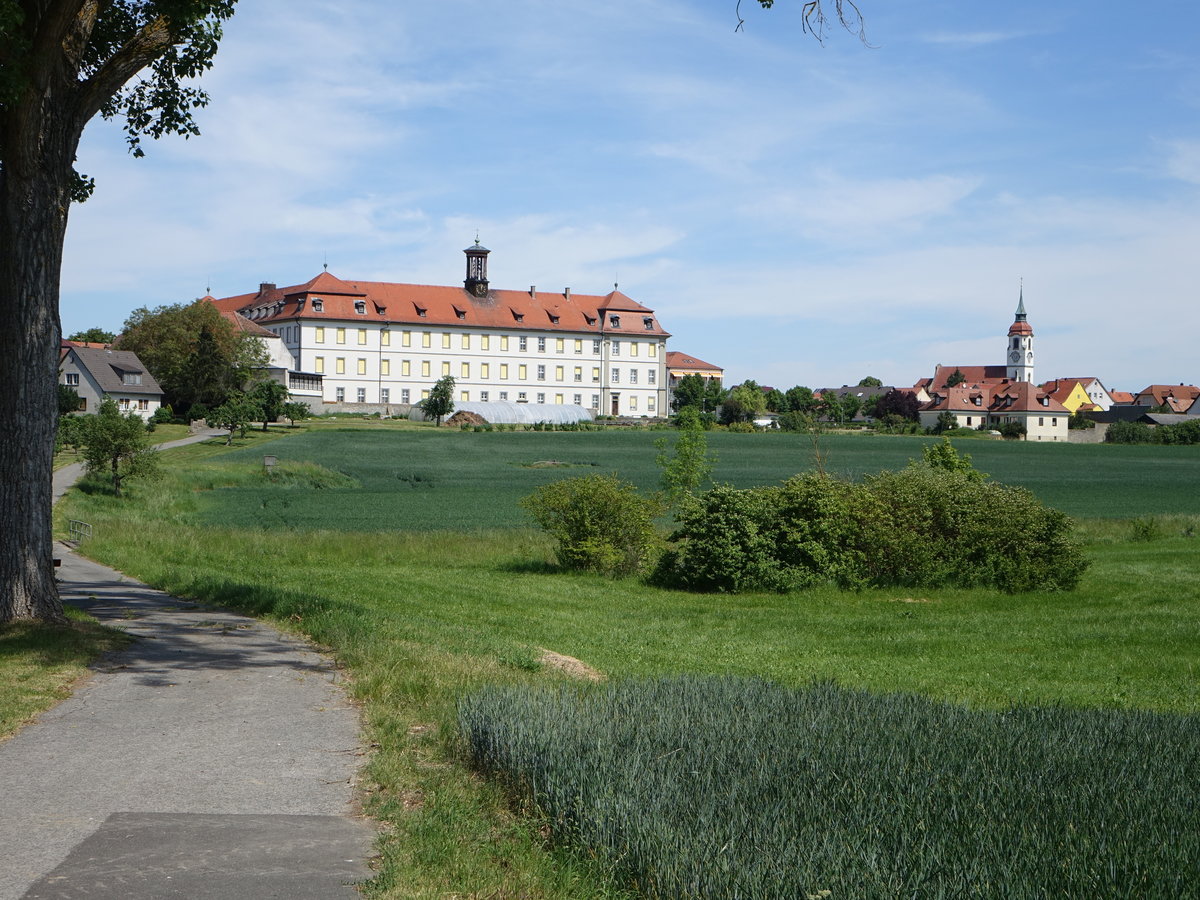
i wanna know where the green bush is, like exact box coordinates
[460,676,1200,900]
[1106,420,1200,445]
[652,486,789,592]
[149,405,174,425]
[998,421,1027,439]
[520,474,659,576]
[776,410,817,432]
[654,460,1087,594]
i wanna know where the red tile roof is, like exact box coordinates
[929,364,1011,392]
[665,351,723,373]
[1134,384,1200,407]
[922,380,1068,416]
[211,272,670,338]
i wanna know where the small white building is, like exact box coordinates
[60,344,164,420]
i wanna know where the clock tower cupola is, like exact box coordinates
[1005,284,1034,383]
[464,238,490,298]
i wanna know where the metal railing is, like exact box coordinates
[68,519,92,543]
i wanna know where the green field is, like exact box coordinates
[51,425,1200,898]
[201,426,1200,531]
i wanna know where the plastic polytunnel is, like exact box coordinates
[408,401,595,425]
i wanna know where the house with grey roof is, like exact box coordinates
[60,344,164,420]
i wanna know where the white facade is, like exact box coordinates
[214,254,671,417]
[276,322,666,417]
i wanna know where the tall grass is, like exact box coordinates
[461,676,1200,898]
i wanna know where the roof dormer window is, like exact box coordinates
[584,315,597,326]
[548,313,559,324]
[312,298,324,313]
[414,304,427,317]
[511,309,524,322]
[609,315,620,328]
[643,317,654,330]
[355,300,366,315]
[453,307,466,320]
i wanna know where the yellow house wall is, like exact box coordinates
[1056,382,1092,414]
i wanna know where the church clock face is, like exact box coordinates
[1009,350,1021,363]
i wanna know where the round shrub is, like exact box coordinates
[520,474,659,577]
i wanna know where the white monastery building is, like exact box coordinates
[209,243,670,417]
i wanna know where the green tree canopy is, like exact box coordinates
[66,327,116,343]
[57,383,82,416]
[115,299,266,416]
[282,401,310,426]
[209,391,258,444]
[858,375,883,387]
[719,381,766,425]
[81,398,159,497]
[783,385,816,413]
[422,375,455,425]
[248,378,289,431]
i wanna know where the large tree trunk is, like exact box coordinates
[0,112,79,624]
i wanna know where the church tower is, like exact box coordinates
[464,238,490,298]
[1005,286,1034,383]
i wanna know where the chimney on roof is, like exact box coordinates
[564,287,571,299]
[259,282,276,295]
[529,285,536,297]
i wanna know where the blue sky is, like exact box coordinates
[62,0,1200,392]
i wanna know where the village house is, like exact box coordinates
[1132,384,1200,413]
[209,243,670,417]
[59,344,164,420]
[918,295,1070,441]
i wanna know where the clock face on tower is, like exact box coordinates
[1009,350,1021,363]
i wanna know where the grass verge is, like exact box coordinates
[0,607,131,741]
